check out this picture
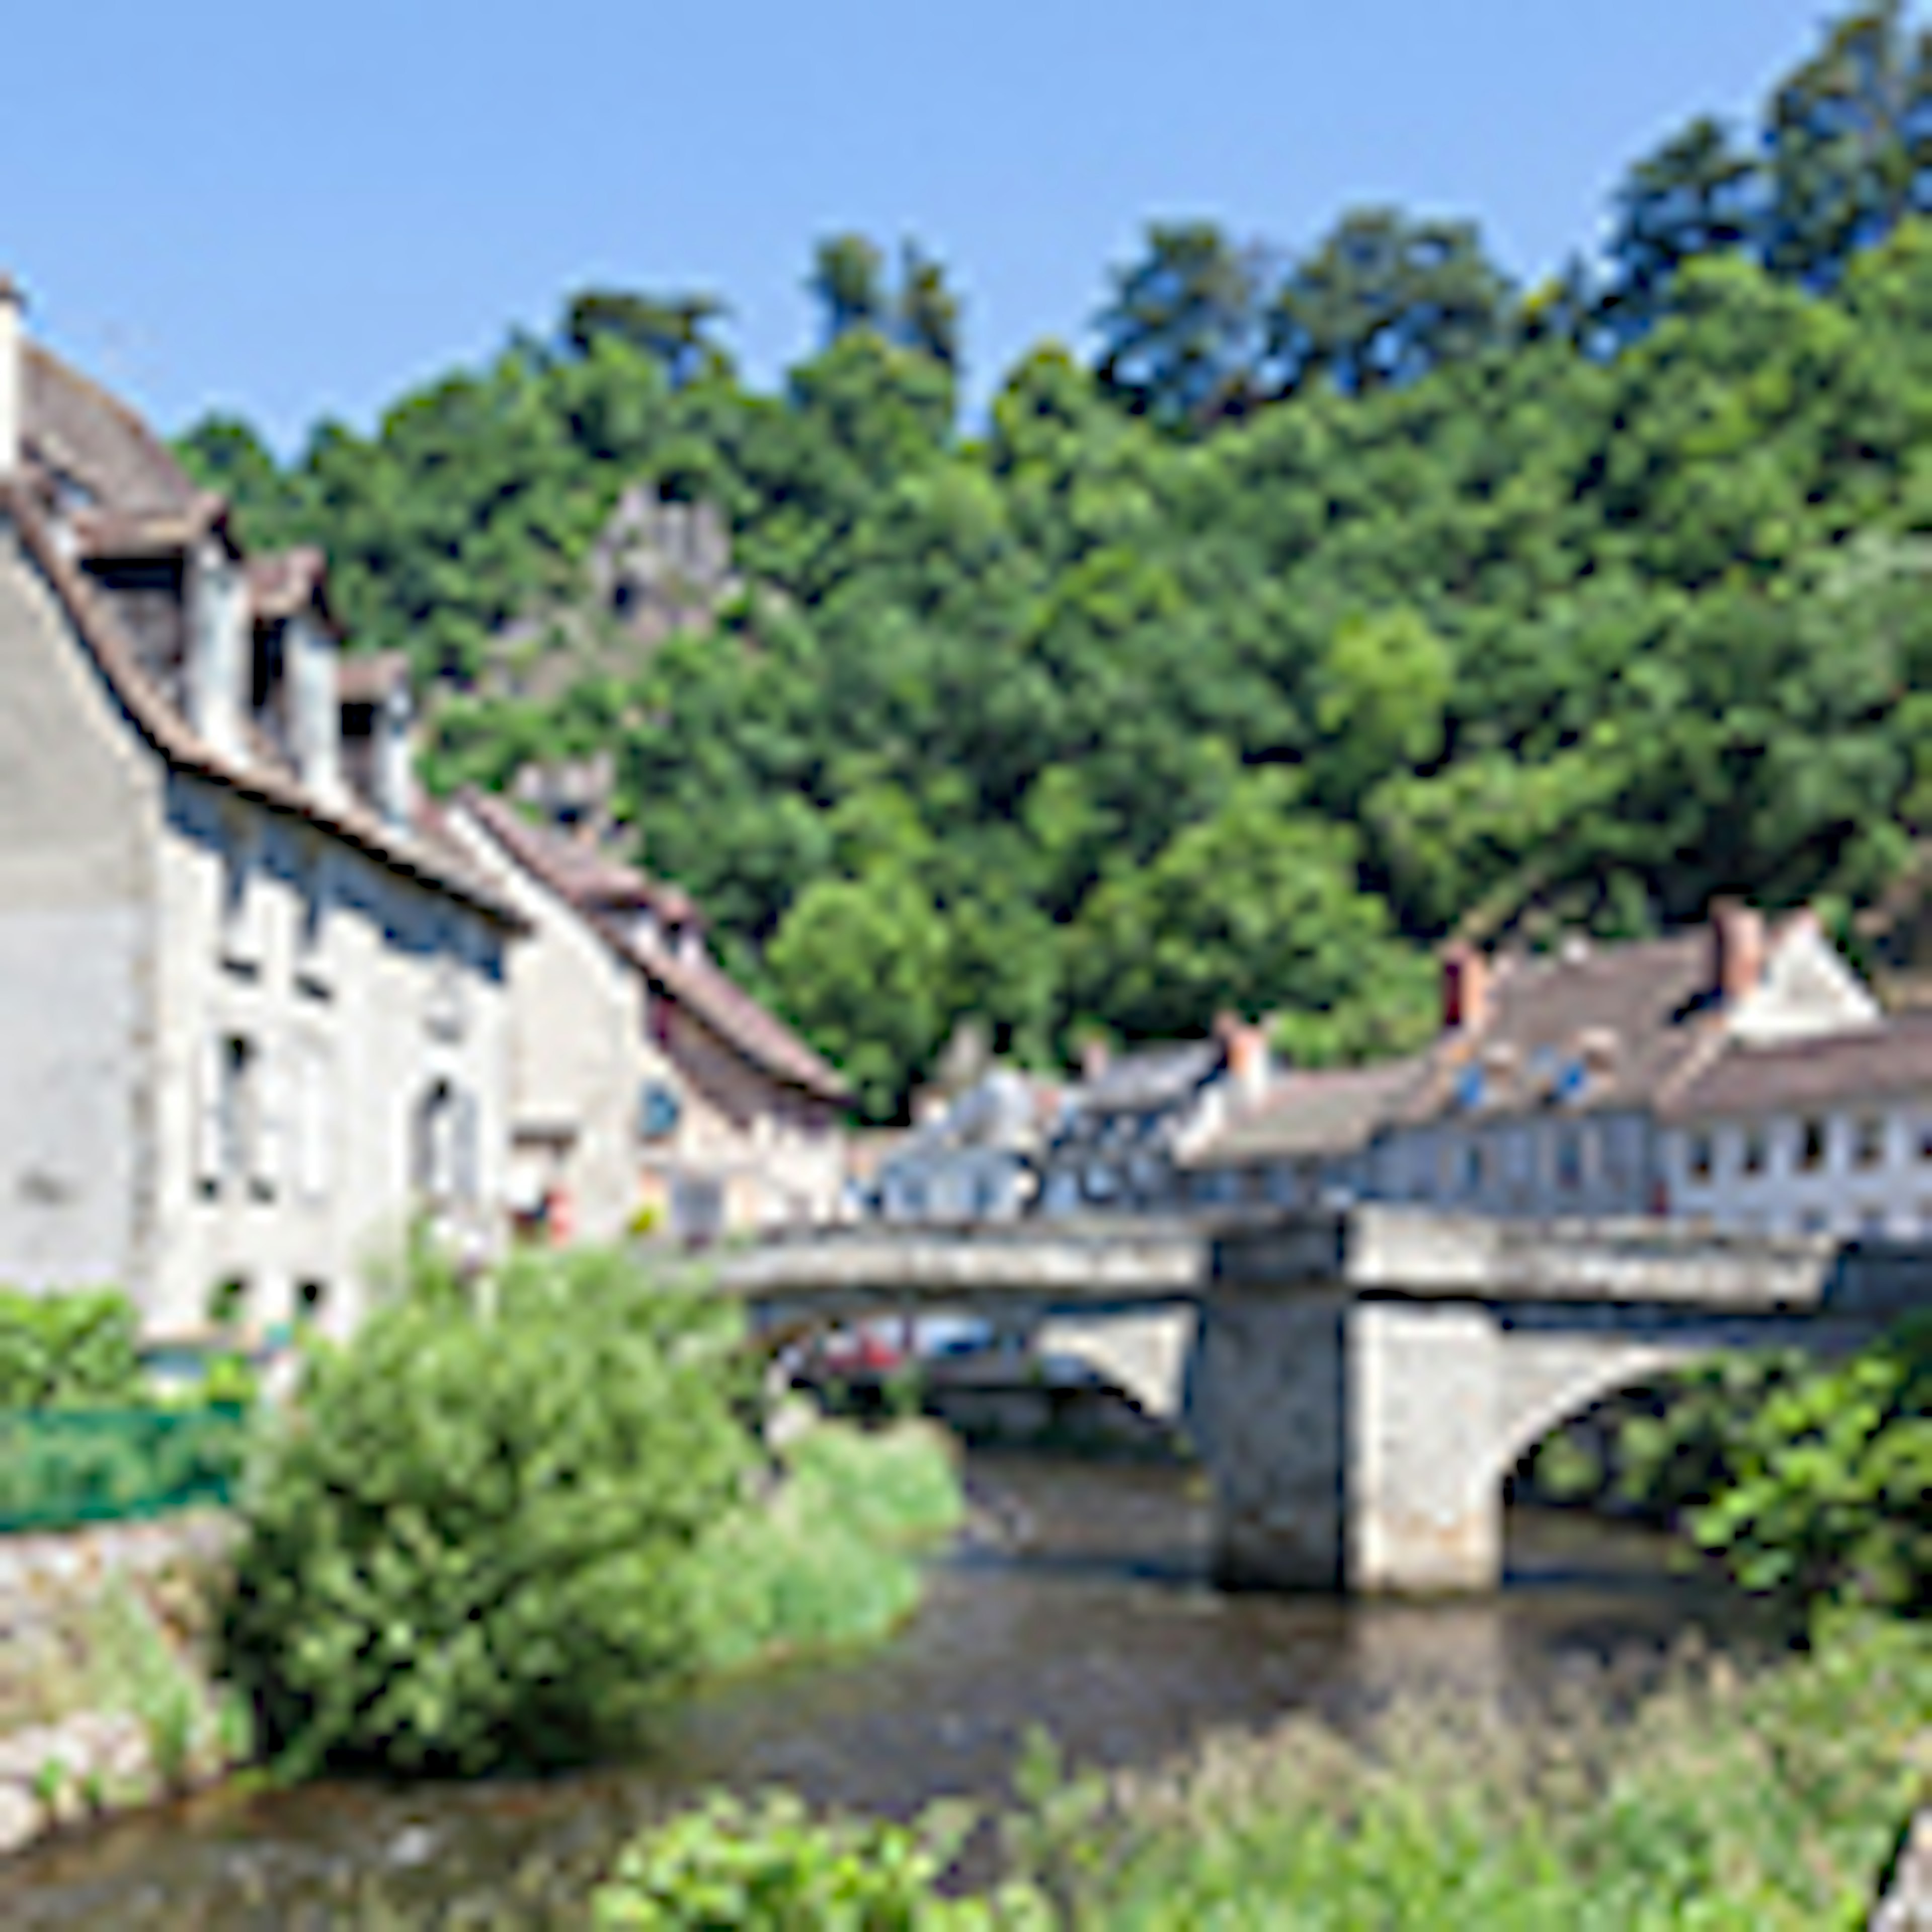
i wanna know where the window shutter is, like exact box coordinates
[456,1090,480,1203]
[254,1044,284,1195]
[196,1033,226,1190]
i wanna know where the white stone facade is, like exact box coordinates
[0,316,517,1341]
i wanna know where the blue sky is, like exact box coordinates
[3,2,1866,452]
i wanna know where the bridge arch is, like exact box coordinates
[1491,1336,1701,1497]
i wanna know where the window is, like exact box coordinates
[1798,1118,1828,1173]
[206,1275,248,1331]
[1800,1206,1830,1234]
[415,1080,470,1202]
[1918,1118,1932,1164]
[295,1042,333,1202]
[219,826,262,972]
[296,1279,329,1325]
[296,852,332,997]
[1553,1128,1584,1193]
[1687,1132,1714,1183]
[1462,1140,1485,1195]
[198,1033,259,1197]
[1858,1206,1889,1237]
[1740,1126,1767,1177]
[1854,1114,1887,1170]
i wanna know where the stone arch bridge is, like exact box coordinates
[720,1208,1930,1595]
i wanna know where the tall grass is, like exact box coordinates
[1053,1615,1931,1929]
[687,1420,962,1674]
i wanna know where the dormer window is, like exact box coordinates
[249,618,293,768]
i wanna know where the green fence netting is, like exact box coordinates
[0,1405,250,1533]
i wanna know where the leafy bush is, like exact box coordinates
[222,1245,755,1775]
[0,1287,143,1409]
[1687,1318,1932,1612]
[591,1792,1051,1929]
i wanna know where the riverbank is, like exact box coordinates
[0,1461,1829,1926]
[0,1514,247,1859]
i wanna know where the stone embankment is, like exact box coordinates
[0,1512,243,1860]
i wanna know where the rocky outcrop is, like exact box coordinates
[1875,1810,1932,1931]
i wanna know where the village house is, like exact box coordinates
[1184,901,1902,1234]
[445,791,850,1244]
[1177,1056,1426,1215]
[868,1067,1064,1224]
[0,283,522,1341]
[1035,1017,1272,1217]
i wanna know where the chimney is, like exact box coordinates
[1080,1036,1111,1084]
[1710,900,1766,1009]
[188,541,248,761]
[289,617,345,806]
[1441,941,1490,1033]
[0,275,21,480]
[1216,1011,1271,1100]
[375,683,416,832]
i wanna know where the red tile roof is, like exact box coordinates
[245,547,334,626]
[461,791,849,1104]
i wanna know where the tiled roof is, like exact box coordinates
[463,790,693,922]
[22,344,202,520]
[1662,1014,1932,1121]
[245,547,333,625]
[335,649,411,704]
[2,480,523,928]
[1075,1041,1225,1115]
[460,791,849,1105]
[1185,1056,1427,1167]
[1398,934,1720,1126]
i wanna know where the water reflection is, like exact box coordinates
[0,1454,1788,1929]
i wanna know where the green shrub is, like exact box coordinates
[221,1245,755,1776]
[0,1287,144,1409]
[591,1791,1052,1929]
[1687,1317,1932,1612]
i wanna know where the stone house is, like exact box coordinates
[1177,1057,1426,1215]
[1182,902,1889,1230]
[445,791,850,1243]
[1036,1018,1272,1217]
[1659,1012,1932,1238]
[868,1068,1064,1224]
[1370,905,1878,1219]
[0,285,521,1341]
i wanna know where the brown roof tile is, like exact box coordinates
[335,650,411,704]
[1400,933,1720,1125]
[22,344,202,521]
[245,546,334,626]
[1185,1057,1428,1167]
[1662,1015,1932,1121]
[461,790,848,1104]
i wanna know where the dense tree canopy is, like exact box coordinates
[179,4,1932,1118]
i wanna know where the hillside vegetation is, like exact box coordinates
[181,3,1932,1117]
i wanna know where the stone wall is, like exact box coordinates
[0,1512,242,1859]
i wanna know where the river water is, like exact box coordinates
[0,1454,1788,1928]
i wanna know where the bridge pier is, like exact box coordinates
[1196,1289,1505,1594]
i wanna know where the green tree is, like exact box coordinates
[1268,207,1512,394]
[562,289,731,388]
[808,233,889,344]
[1094,220,1270,426]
